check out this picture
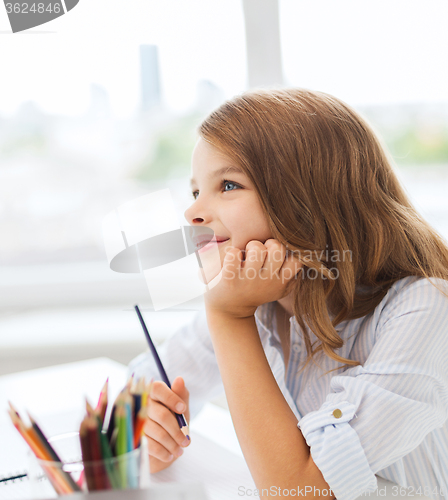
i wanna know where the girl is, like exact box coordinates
[129,88,448,500]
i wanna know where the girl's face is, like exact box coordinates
[184,138,272,283]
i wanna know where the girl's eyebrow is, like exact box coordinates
[190,166,244,187]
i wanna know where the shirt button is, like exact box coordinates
[292,344,300,353]
[333,409,342,419]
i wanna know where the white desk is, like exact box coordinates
[0,358,430,500]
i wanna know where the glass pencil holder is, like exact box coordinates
[27,431,150,498]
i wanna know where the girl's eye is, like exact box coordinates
[191,180,240,200]
[222,180,240,193]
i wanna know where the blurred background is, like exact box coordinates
[1,0,448,375]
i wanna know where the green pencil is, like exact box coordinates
[115,405,128,489]
[99,431,119,489]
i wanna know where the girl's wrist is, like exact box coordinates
[205,307,257,336]
[205,312,260,355]
[205,306,256,323]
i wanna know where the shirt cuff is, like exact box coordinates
[298,400,377,500]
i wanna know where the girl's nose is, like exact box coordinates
[184,203,209,225]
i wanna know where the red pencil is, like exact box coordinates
[79,417,96,492]
[86,416,110,491]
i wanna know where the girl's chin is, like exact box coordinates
[197,266,221,285]
[196,255,223,285]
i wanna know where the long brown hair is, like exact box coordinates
[198,88,448,369]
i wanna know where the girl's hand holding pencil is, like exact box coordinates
[143,376,191,473]
[133,305,191,474]
[204,239,303,320]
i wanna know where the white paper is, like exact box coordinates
[150,432,256,500]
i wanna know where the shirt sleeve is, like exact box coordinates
[128,308,224,420]
[298,277,448,500]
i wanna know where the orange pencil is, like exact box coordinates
[8,410,72,495]
[27,412,80,492]
[133,406,147,449]
[8,405,74,494]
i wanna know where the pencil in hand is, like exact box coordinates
[134,304,190,440]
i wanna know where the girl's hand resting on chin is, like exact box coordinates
[204,239,303,319]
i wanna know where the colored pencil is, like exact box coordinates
[123,392,134,454]
[106,403,117,443]
[131,388,142,428]
[124,393,138,488]
[96,378,109,426]
[114,405,128,489]
[134,304,190,440]
[9,405,76,494]
[106,389,126,444]
[143,379,154,409]
[141,377,149,409]
[133,406,147,449]
[27,412,81,492]
[79,417,96,492]
[8,410,72,495]
[86,416,110,491]
[114,398,127,457]
[85,399,95,417]
[9,374,152,493]
[27,413,63,462]
[99,430,119,489]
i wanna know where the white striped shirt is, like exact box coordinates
[129,275,448,500]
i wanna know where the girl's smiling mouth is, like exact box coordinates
[196,236,230,254]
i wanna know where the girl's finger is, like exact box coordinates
[280,252,303,283]
[262,239,286,277]
[150,380,187,415]
[148,400,190,448]
[146,436,175,463]
[145,420,182,458]
[242,241,267,276]
[222,247,244,280]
